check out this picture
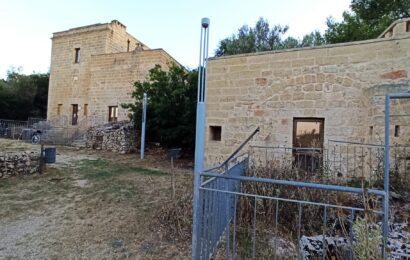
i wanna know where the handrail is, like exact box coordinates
[204,127,259,172]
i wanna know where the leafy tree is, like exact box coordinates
[215,17,327,56]
[215,18,290,56]
[0,70,49,120]
[325,0,410,43]
[122,64,197,149]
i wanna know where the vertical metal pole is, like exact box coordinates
[140,93,147,160]
[382,95,390,259]
[192,17,210,260]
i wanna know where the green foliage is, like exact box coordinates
[325,0,410,43]
[122,63,197,149]
[352,217,382,260]
[216,17,317,56]
[0,69,49,120]
[216,1,410,55]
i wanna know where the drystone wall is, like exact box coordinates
[86,121,137,154]
[0,152,40,178]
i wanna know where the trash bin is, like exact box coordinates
[44,147,56,163]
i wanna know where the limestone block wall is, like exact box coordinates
[47,20,179,128]
[0,152,40,178]
[205,34,410,165]
[88,49,176,124]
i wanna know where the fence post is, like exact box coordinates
[192,17,210,260]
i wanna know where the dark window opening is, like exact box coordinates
[292,118,324,173]
[127,39,130,52]
[108,106,118,122]
[209,126,222,141]
[394,125,400,137]
[72,104,78,125]
[369,126,373,136]
[84,104,88,116]
[74,48,81,63]
[407,21,410,32]
[57,104,62,116]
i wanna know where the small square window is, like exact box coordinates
[74,48,81,63]
[406,21,410,32]
[209,126,222,141]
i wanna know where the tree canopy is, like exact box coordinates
[325,0,410,43]
[215,0,410,56]
[215,17,325,56]
[122,64,197,149]
[0,69,49,120]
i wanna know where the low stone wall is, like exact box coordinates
[85,121,138,154]
[0,152,40,178]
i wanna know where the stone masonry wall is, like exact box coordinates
[47,20,178,127]
[86,121,138,154]
[88,49,176,123]
[205,28,410,165]
[0,152,40,178]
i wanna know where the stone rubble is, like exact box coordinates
[299,223,410,259]
[0,152,40,178]
[85,121,138,154]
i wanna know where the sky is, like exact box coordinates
[0,0,351,79]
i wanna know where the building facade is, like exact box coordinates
[47,20,178,128]
[205,18,410,165]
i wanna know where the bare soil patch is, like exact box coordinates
[0,139,193,259]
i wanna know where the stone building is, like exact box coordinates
[47,20,178,128]
[205,18,410,165]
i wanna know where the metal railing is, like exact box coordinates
[192,142,403,259]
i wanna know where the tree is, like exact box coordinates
[0,70,49,120]
[122,64,197,149]
[215,17,326,57]
[325,0,410,43]
[215,18,290,56]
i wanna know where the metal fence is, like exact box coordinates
[249,141,410,190]
[195,151,391,259]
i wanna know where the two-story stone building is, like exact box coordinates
[47,20,178,128]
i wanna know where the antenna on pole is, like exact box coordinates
[192,17,210,259]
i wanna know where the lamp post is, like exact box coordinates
[192,17,210,259]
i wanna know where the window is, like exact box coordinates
[84,104,88,116]
[127,39,130,52]
[209,126,222,141]
[394,125,400,137]
[369,126,373,136]
[293,118,324,173]
[407,21,410,32]
[108,106,118,122]
[72,104,78,126]
[293,118,324,148]
[74,48,81,63]
[57,104,62,116]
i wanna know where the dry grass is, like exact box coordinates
[0,140,194,259]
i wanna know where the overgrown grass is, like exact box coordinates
[78,159,166,179]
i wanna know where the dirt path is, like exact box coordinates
[0,141,193,259]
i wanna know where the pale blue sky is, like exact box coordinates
[0,0,351,78]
